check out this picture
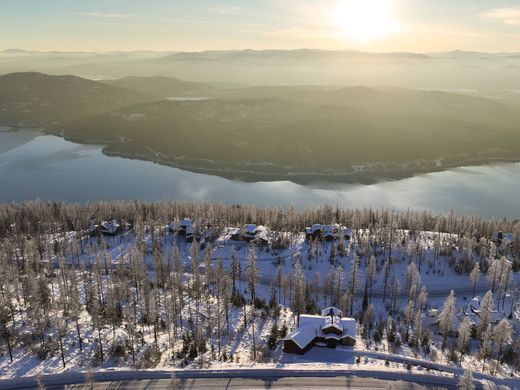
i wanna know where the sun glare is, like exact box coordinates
[330,0,399,42]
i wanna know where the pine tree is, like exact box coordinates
[292,260,306,326]
[246,245,260,361]
[493,318,512,375]
[457,316,472,362]
[469,263,480,298]
[438,290,456,350]
[230,245,241,293]
[477,290,493,339]
[479,324,493,371]
[346,256,360,316]
[366,255,377,304]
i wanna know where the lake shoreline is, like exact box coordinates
[4,123,520,185]
[102,147,520,185]
[1,128,520,218]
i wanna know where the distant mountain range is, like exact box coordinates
[1,72,519,183]
[1,49,520,89]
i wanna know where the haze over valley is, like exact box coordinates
[2,2,520,389]
[1,58,520,183]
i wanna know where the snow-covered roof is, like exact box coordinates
[493,232,513,242]
[285,315,324,349]
[284,309,356,350]
[229,228,240,235]
[255,229,269,242]
[179,219,192,228]
[470,297,481,313]
[340,318,356,338]
[322,318,343,332]
[245,224,257,234]
[321,307,343,317]
[322,225,335,236]
[100,220,119,233]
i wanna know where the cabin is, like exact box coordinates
[229,228,241,241]
[321,225,339,241]
[90,220,121,236]
[223,224,269,245]
[305,224,350,241]
[185,225,195,242]
[177,219,193,236]
[283,307,356,355]
[466,296,501,324]
[252,228,269,246]
[493,231,513,246]
[305,224,323,240]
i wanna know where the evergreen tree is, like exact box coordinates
[438,290,456,350]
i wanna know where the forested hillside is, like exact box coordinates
[2,72,520,182]
[0,201,519,379]
[0,72,154,125]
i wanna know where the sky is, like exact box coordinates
[1,0,520,53]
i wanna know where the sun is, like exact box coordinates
[329,0,399,42]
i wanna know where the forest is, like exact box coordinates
[0,201,519,379]
[3,72,520,184]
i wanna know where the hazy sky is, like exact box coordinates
[1,0,520,52]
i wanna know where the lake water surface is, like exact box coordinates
[1,127,519,218]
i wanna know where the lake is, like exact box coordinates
[1,127,519,218]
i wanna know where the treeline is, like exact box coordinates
[1,200,519,239]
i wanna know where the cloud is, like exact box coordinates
[481,7,520,25]
[75,12,132,19]
[208,6,244,15]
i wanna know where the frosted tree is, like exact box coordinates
[405,261,421,302]
[477,290,493,339]
[497,259,512,310]
[366,255,377,304]
[230,245,240,292]
[0,300,13,362]
[493,318,513,375]
[381,259,390,303]
[292,260,306,325]
[469,263,480,298]
[438,290,456,350]
[457,369,474,390]
[246,244,260,360]
[346,256,360,316]
[390,276,400,316]
[457,316,472,362]
[479,324,493,371]
[486,258,500,293]
[417,287,428,312]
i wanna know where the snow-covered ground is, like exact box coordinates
[0,225,518,385]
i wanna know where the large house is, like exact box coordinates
[169,219,196,241]
[305,224,351,241]
[226,224,269,246]
[89,220,121,236]
[283,307,356,355]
